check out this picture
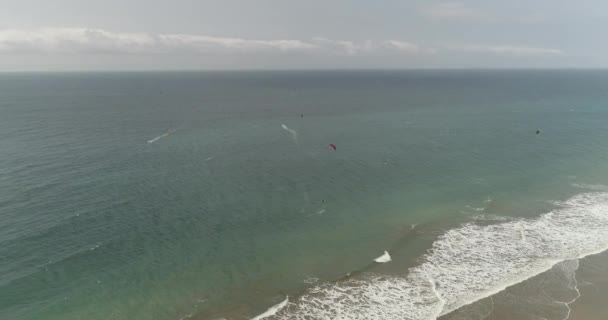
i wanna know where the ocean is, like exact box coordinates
[1,70,608,320]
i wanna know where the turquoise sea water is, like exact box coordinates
[2,70,608,320]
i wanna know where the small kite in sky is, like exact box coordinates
[329,144,337,151]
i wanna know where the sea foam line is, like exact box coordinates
[260,192,608,320]
[572,183,608,191]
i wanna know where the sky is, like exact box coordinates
[0,0,607,71]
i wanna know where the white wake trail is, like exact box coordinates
[281,124,298,144]
[147,128,178,144]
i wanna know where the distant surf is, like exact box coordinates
[572,183,608,191]
[260,192,608,320]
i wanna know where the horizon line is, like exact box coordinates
[2,66,608,74]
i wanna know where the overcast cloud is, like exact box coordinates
[0,0,604,71]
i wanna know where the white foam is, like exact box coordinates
[471,213,512,222]
[177,313,193,320]
[264,192,608,320]
[466,205,485,212]
[303,277,319,284]
[251,297,289,320]
[572,183,608,191]
[374,251,392,263]
[281,124,298,143]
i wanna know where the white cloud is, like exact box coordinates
[382,40,421,53]
[0,28,426,57]
[0,27,562,61]
[311,38,421,55]
[0,28,318,54]
[311,37,358,55]
[422,2,495,23]
[0,28,156,53]
[450,45,563,57]
[158,34,317,52]
[0,28,428,55]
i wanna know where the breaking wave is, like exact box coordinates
[374,251,392,263]
[261,192,608,320]
[251,297,289,320]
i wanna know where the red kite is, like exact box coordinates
[329,144,337,151]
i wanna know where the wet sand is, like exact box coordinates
[441,251,608,320]
[569,252,608,320]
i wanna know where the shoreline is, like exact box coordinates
[222,192,608,320]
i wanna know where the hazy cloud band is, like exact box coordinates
[0,27,562,58]
[0,28,423,55]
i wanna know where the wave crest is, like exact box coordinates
[263,192,608,320]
